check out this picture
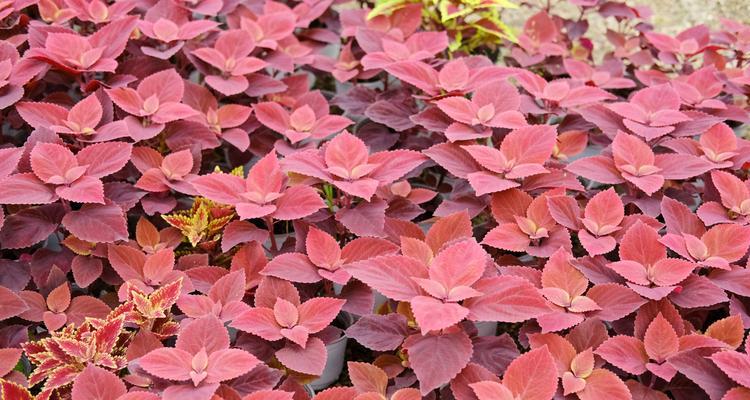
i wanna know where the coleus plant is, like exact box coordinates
[254,91,354,144]
[231,276,346,376]
[138,315,261,399]
[2,0,750,399]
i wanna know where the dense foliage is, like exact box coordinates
[0,0,750,399]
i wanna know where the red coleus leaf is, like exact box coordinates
[275,336,328,376]
[254,96,353,143]
[0,204,64,249]
[192,29,267,95]
[450,362,500,400]
[608,221,696,299]
[193,150,324,220]
[0,380,35,400]
[596,335,649,375]
[0,286,28,321]
[262,226,397,285]
[711,350,750,388]
[608,84,690,140]
[471,346,558,400]
[71,365,127,400]
[669,348,736,400]
[62,203,128,243]
[232,296,344,347]
[283,131,426,201]
[16,141,132,204]
[361,31,448,70]
[483,189,572,257]
[436,80,526,141]
[402,329,473,395]
[644,313,680,378]
[584,283,646,321]
[517,70,616,109]
[428,125,557,196]
[243,390,295,400]
[140,316,260,388]
[501,346,559,400]
[347,362,388,396]
[701,170,750,224]
[345,254,426,302]
[569,130,712,195]
[17,95,102,135]
[27,16,137,73]
[576,369,631,400]
[463,275,550,324]
[106,69,198,139]
[345,313,409,351]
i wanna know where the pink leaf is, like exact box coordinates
[585,283,646,321]
[71,256,103,288]
[470,381,515,400]
[619,222,666,267]
[16,101,67,129]
[713,171,749,208]
[221,220,269,253]
[669,348,736,400]
[311,387,358,400]
[566,156,625,185]
[298,297,345,333]
[577,369,631,400]
[30,142,78,184]
[464,276,550,323]
[451,363,500,400]
[0,204,64,249]
[502,346,559,400]
[262,253,321,283]
[430,239,487,289]
[66,296,110,326]
[176,316,230,354]
[62,203,128,243]
[425,210,474,252]
[596,335,648,375]
[345,255,427,302]
[411,296,469,334]
[584,188,623,230]
[243,390,295,400]
[650,258,695,286]
[367,150,427,184]
[0,286,28,321]
[72,365,126,400]
[191,174,246,205]
[423,143,482,179]
[56,175,105,204]
[231,307,283,341]
[669,275,728,308]
[345,313,409,351]
[206,349,260,383]
[305,227,341,269]
[711,350,750,388]
[348,362,388,395]
[273,185,326,220]
[402,330,473,395]
[276,337,327,376]
[139,347,193,381]
[162,383,220,400]
[643,313,679,362]
[76,142,132,178]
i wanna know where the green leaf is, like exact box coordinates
[367,0,409,19]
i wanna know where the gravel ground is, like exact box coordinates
[506,0,749,34]
[504,0,749,60]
